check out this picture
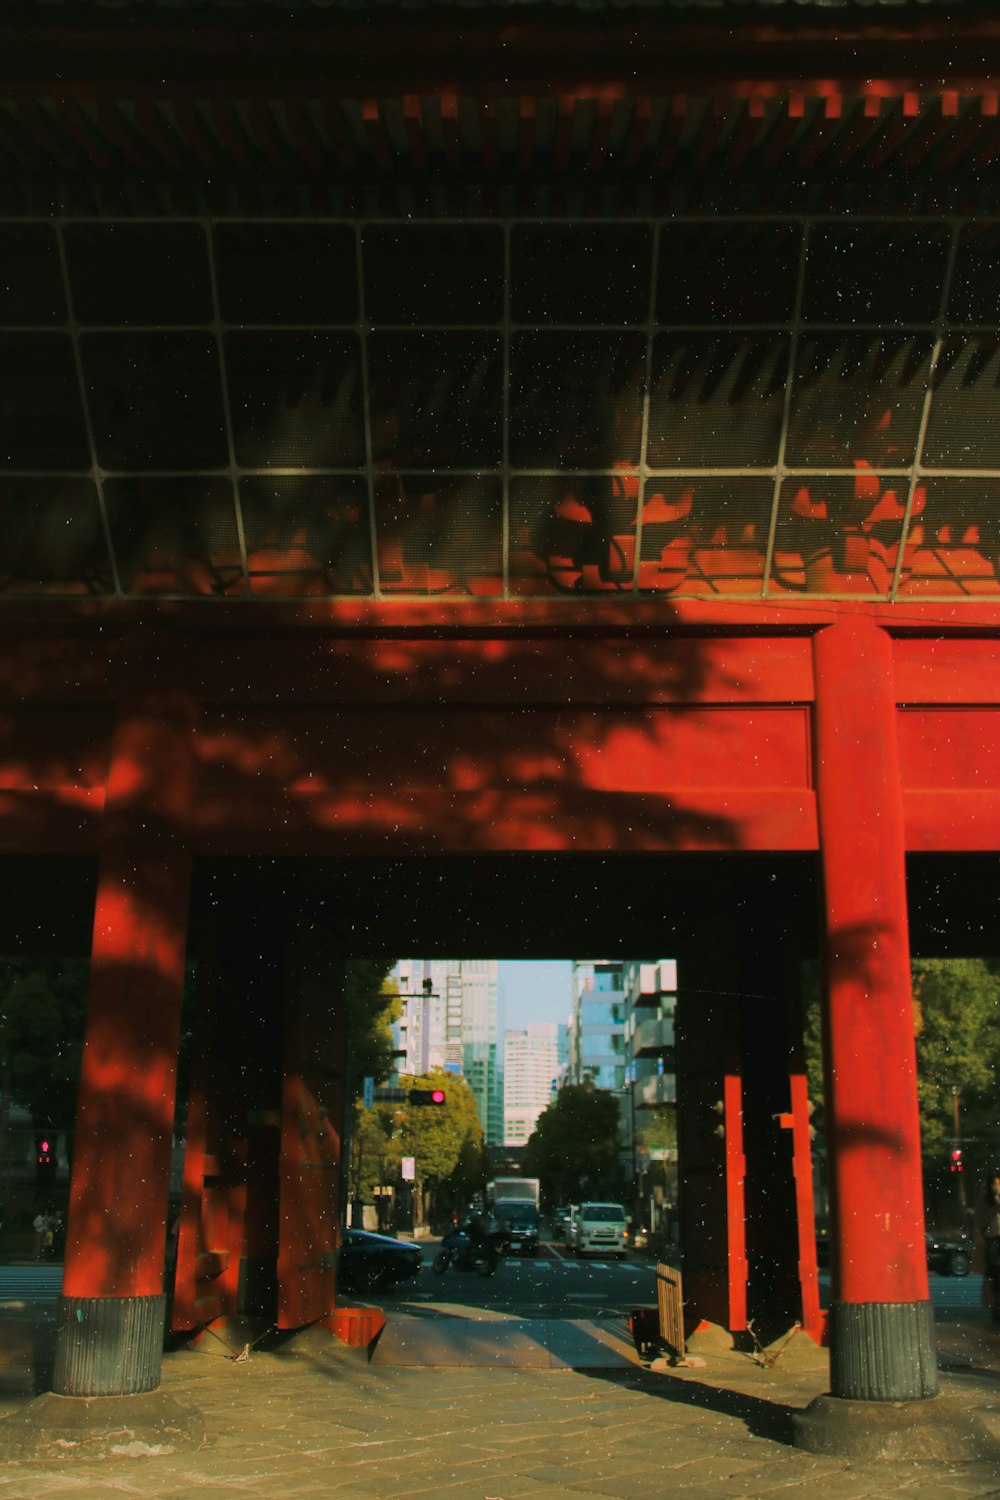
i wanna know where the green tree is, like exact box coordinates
[802,957,1000,1163]
[349,1101,402,1205]
[344,960,401,1098]
[911,958,1000,1159]
[522,1085,622,1204]
[636,1103,677,1154]
[394,1069,483,1192]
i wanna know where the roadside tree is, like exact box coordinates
[522,1084,622,1204]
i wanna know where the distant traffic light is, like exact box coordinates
[950,1148,964,1174]
[36,1135,56,1186]
[408,1088,447,1106]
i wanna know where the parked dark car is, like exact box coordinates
[815,1229,970,1277]
[925,1230,971,1277]
[337,1229,422,1293]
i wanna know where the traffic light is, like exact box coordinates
[36,1136,56,1187]
[408,1088,446,1107]
[950,1148,964,1174]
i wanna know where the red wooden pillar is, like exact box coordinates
[173,909,284,1330]
[54,686,197,1397]
[277,931,346,1328]
[675,928,747,1335]
[813,616,937,1401]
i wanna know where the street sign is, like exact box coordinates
[363,1076,374,1109]
[401,1156,415,1181]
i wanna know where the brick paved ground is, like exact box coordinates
[0,1311,998,1499]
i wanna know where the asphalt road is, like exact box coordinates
[397,1239,653,1318]
[388,1237,989,1321]
[0,1243,986,1319]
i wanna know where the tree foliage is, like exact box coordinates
[522,1084,623,1204]
[394,1069,484,1189]
[911,959,1000,1158]
[344,960,401,1099]
[349,1068,485,1208]
[636,1103,677,1154]
[802,957,1000,1162]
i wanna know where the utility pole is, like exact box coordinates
[952,1085,967,1212]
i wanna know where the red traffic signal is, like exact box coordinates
[408,1088,447,1106]
[950,1148,963,1173]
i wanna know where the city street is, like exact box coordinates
[396,1240,653,1320]
[0,1241,987,1321]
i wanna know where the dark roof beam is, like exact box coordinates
[362,100,392,173]
[931,92,998,173]
[438,95,462,173]
[21,102,79,171]
[900,91,960,172]
[621,97,652,172]
[690,98,729,174]
[517,96,535,174]
[134,99,186,171]
[247,99,291,171]
[0,105,44,170]
[587,98,614,174]
[56,101,112,171]
[175,100,219,171]
[864,91,921,171]
[320,100,357,174]
[760,93,806,171]
[657,96,688,172]
[283,100,323,175]
[403,95,427,174]
[210,100,255,174]
[794,94,844,171]
[725,95,767,173]
[96,100,150,170]
[829,93,883,172]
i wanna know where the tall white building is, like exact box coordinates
[503,1023,566,1147]
[393,959,503,1144]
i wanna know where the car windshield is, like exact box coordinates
[581,1205,626,1222]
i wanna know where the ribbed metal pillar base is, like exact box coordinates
[829,1300,938,1401]
[53,1294,166,1397]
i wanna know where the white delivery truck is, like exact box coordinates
[486,1177,540,1208]
[569,1202,629,1258]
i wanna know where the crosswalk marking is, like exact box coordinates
[0,1266,64,1304]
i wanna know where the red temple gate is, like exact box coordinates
[0,0,997,1427]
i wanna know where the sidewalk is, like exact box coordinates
[0,1307,998,1499]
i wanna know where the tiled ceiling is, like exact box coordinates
[1,214,999,603]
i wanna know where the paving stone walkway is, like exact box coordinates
[0,1311,998,1499]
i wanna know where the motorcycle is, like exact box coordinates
[431,1230,500,1278]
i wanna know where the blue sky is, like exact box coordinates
[499,959,573,1033]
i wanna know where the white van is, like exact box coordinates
[570,1202,629,1257]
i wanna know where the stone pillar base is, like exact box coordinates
[0,1389,204,1461]
[793,1393,1000,1462]
[829,1299,938,1401]
[53,1294,166,1397]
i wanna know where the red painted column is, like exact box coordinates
[675,923,747,1336]
[277,930,344,1328]
[813,616,936,1401]
[53,684,197,1397]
